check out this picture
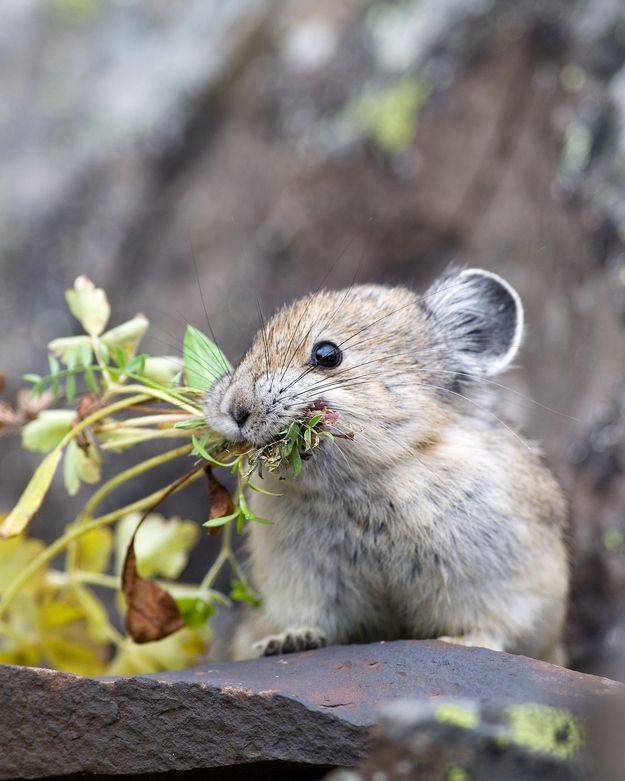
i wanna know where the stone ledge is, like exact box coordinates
[0,640,620,780]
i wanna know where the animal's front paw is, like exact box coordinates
[252,626,327,657]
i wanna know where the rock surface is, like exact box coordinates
[0,640,620,780]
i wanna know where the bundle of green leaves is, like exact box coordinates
[0,276,344,675]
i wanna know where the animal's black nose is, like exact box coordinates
[230,403,251,428]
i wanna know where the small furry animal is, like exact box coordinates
[204,268,569,664]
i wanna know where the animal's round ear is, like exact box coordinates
[424,268,524,376]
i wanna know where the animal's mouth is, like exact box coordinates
[244,402,351,477]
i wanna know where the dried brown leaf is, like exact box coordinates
[17,388,53,420]
[206,467,234,535]
[0,402,19,428]
[119,464,203,643]
[122,543,184,644]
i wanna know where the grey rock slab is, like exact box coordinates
[0,640,621,779]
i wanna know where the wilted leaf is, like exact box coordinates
[0,373,5,393]
[47,335,92,367]
[107,628,205,676]
[116,512,199,579]
[66,275,111,337]
[183,325,232,390]
[0,402,19,429]
[44,636,107,677]
[102,314,149,361]
[0,447,63,537]
[63,439,101,496]
[206,467,234,534]
[16,388,53,420]
[0,535,46,592]
[73,583,112,643]
[74,527,113,573]
[22,409,75,452]
[122,543,185,644]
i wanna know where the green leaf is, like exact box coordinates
[23,374,45,396]
[176,597,216,629]
[173,416,206,431]
[48,356,61,400]
[115,513,200,579]
[304,427,312,450]
[127,354,146,375]
[66,372,76,403]
[79,342,93,368]
[289,447,302,477]
[65,275,111,337]
[230,580,262,608]
[192,435,233,467]
[307,413,324,428]
[246,480,282,497]
[22,410,76,452]
[0,447,64,537]
[84,364,99,393]
[203,511,239,529]
[110,344,127,369]
[183,325,232,390]
[63,439,101,496]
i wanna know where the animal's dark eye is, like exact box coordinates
[311,341,342,368]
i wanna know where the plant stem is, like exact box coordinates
[111,384,200,415]
[98,429,193,450]
[0,469,204,620]
[98,413,193,429]
[82,444,193,520]
[200,522,233,591]
[61,393,151,448]
[53,569,212,602]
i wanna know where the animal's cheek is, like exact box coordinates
[203,375,229,416]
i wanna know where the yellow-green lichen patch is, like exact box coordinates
[505,703,584,760]
[435,702,480,731]
[351,77,430,154]
[446,765,470,781]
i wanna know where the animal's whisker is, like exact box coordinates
[191,251,232,378]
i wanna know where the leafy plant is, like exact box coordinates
[0,276,346,674]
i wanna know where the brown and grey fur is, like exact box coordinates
[204,269,568,664]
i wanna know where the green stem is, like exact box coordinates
[0,469,204,621]
[111,384,200,415]
[200,523,233,591]
[98,413,191,429]
[98,429,193,451]
[55,570,213,603]
[82,444,193,520]
[61,393,151,449]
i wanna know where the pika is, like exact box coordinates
[204,268,568,664]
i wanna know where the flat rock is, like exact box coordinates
[0,640,620,780]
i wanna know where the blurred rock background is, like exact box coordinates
[1,0,625,674]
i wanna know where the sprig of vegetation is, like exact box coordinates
[0,276,347,675]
